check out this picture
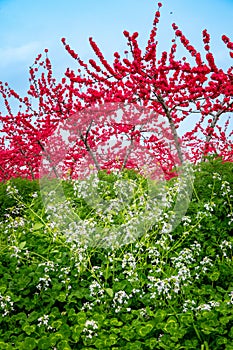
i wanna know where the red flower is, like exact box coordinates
[123,30,130,37]
[222,35,229,44]
[175,30,182,37]
[0,4,232,182]
[202,29,210,44]
[227,42,233,50]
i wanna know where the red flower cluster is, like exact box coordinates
[0,1,232,182]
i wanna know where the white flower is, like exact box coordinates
[89,280,104,297]
[227,291,233,305]
[38,314,49,327]
[112,290,130,312]
[82,319,98,339]
[196,304,211,311]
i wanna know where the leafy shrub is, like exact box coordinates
[193,156,233,203]
[0,160,232,349]
[186,157,233,243]
[0,178,40,220]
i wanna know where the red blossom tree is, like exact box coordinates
[0,2,233,182]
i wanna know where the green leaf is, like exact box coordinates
[72,325,82,342]
[22,323,36,335]
[49,332,63,344]
[76,311,86,324]
[154,309,167,323]
[14,312,28,322]
[121,325,136,341]
[137,323,154,336]
[51,320,63,330]
[94,339,104,349]
[163,317,179,335]
[22,337,37,350]
[59,324,71,338]
[32,222,44,231]
[145,338,158,350]
[0,342,7,350]
[209,271,220,281]
[229,326,233,338]
[180,313,194,326]
[110,318,123,327]
[220,316,232,325]
[56,340,71,350]
[105,288,113,298]
[67,308,76,317]
[37,336,51,350]
[216,336,228,345]
[19,241,26,249]
[0,285,7,294]
[106,334,118,346]
[56,292,67,302]
[145,306,155,317]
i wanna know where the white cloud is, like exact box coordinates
[0,42,41,67]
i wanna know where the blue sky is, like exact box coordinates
[0,0,233,139]
[0,0,233,94]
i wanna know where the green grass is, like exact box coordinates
[0,158,233,349]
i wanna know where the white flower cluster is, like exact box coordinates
[37,314,53,330]
[196,301,220,311]
[59,267,72,290]
[204,202,216,212]
[227,213,233,226]
[122,253,138,280]
[147,240,215,300]
[219,240,232,258]
[221,180,232,197]
[0,294,14,317]
[227,291,233,305]
[38,261,57,273]
[36,274,51,291]
[89,280,105,301]
[82,319,98,339]
[6,184,19,196]
[10,245,22,259]
[112,290,131,313]
[148,274,187,300]
[81,301,93,312]
[182,299,220,313]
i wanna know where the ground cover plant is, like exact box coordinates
[0,158,233,349]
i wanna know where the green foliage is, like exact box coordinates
[0,159,232,349]
[0,178,41,219]
[193,156,233,201]
[185,157,233,247]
